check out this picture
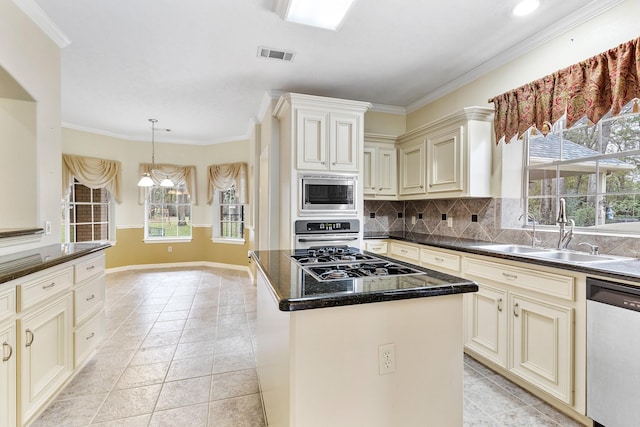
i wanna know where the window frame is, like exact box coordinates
[522,104,640,236]
[143,184,193,243]
[212,185,245,244]
[62,179,114,244]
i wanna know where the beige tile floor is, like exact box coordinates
[31,266,584,427]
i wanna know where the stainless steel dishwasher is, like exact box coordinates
[587,277,640,427]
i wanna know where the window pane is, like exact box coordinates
[602,194,640,228]
[528,169,556,197]
[145,184,192,239]
[561,120,600,158]
[601,113,640,154]
[76,223,93,242]
[557,170,597,197]
[564,196,596,227]
[527,197,557,226]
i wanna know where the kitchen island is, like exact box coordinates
[251,248,478,427]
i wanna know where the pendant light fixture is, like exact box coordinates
[138,118,174,187]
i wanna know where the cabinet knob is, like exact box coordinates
[2,341,13,362]
[497,298,503,312]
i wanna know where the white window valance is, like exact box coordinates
[137,163,197,205]
[62,154,122,203]
[207,162,248,204]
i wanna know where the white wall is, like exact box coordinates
[62,128,250,228]
[0,0,62,255]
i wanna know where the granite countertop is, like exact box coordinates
[365,231,640,284]
[251,249,478,311]
[0,242,111,285]
[0,228,44,238]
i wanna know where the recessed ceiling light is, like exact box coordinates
[513,0,540,16]
[278,0,356,31]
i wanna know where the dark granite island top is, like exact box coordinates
[250,248,478,311]
[0,242,111,285]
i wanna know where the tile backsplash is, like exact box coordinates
[364,198,640,257]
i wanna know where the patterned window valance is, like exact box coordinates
[137,163,197,205]
[207,162,248,204]
[489,36,640,144]
[62,154,122,202]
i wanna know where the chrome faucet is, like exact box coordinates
[519,212,539,248]
[557,198,574,249]
[578,242,600,255]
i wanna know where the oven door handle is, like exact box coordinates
[297,237,358,243]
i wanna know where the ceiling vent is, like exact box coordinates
[257,46,295,62]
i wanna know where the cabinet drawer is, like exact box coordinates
[74,254,105,284]
[465,258,574,301]
[74,310,104,367]
[18,267,74,311]
[0,286,16,323]
[420,248,461,273]
[365,241,388,255]
[390,243,419,262]
[74,276,105,326]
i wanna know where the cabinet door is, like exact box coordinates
[376,147,397,196]
[427,126,463,193]
[399,140,426,195]
[19,294,73,423]
[465,284,508,368]
[0,322,16,427]
[297,110,328,170]
[329,113,359,171]
[362,147,376,195]
[509,293,574,405]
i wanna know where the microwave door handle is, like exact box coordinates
[297,237,358,243]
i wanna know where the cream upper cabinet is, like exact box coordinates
[398,137,426,196]
[296,110,359,171]
[396,106,494,199]
[364,135,397,198]
[0,320,16,427]
[281,96,369,173]
[427,126,464,193]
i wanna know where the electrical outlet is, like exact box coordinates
[447,217,453,228]
[44,221,52,235]
[378,343,396,375]
[411,215,416,225]
[167,246,172,253]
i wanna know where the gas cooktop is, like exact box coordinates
[291,246,425,282]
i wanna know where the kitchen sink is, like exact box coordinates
[528,251,628,263]
[473,243,633,263]
[472,244,547,254]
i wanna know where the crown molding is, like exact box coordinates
[12,0,71,48]
[369,103,406,115]
[406,0,623,113]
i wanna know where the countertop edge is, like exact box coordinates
[365,232,640,283]
[0,243,111,285]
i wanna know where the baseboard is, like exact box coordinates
[106,261,252,276]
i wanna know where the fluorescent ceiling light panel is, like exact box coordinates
[282,0,356,30]
[513,0,540,16]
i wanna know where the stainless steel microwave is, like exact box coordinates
[300,175,357,214]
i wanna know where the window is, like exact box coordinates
[145,184,192,240]
[62,179,112,242]
[524,100,640,233]
[213,184,245,242]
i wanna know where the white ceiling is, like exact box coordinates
[29,0,620,145]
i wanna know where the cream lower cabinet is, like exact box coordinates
[464,257,575,405]
[73,254,106,368]
[1,320,17,427]
[18,293,73,423]
[363,240,388,255]
[465,284,508,368]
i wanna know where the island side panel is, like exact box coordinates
[290,294,464,427]
[256,270,291,427]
